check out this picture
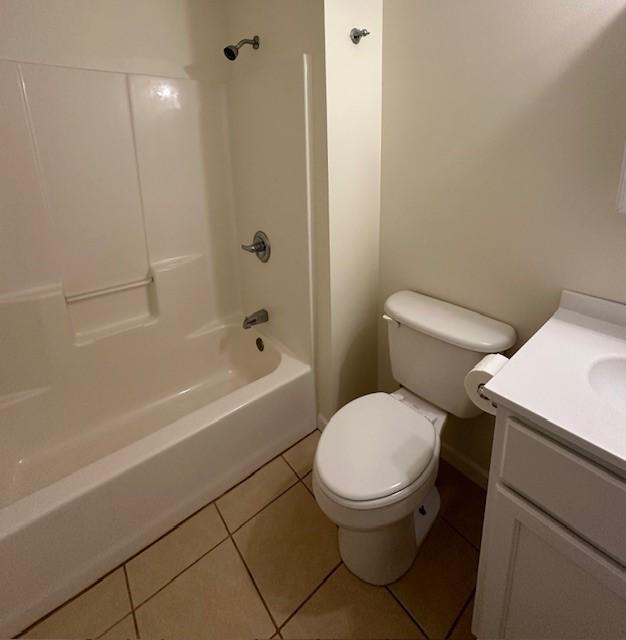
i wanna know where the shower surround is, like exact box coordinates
[0,44,315,637]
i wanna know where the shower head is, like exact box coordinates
[223,35,260,61]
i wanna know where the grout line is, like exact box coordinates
[281,453,301,478]
[214,502,281,636]
[445,588,475,640]
[77,437,313,600]
[18,571,123,637]
[386,586,430,640]
[122,565,140,639]
[18,437,317,636]
[227,478,300,535]
[211,427,316,504]
[131,533,230,611]
[440,513,481,552]
[300,474,314,497]
[94,613,136,640]
[23,493,226,632]
[277,561,342,633]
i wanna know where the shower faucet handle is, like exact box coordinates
[241,241,264,252]
[241,230,271,263]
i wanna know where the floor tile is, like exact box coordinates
[302,472,313,493]
[281,564,424,639]
[217,457,298,532]
[390,519,479,640]
[282,431,320,478]
[126,503,227,605]
[234,483,340,625]
[135,538,274,639]
[449,597,476,640]
[97,614,137,640]
[24,569,131,639]
[436,460,487,549]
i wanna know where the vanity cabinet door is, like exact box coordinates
[474,484,626,640]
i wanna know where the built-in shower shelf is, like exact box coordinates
[73,313,159,346]
[68,275,158,346]
[186,314,241,340]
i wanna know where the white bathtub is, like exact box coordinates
[0,325,315,636]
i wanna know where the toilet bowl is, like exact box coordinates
[313,389,446,585]
[313,290,516,585]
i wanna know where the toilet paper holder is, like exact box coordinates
[477,383,498,410]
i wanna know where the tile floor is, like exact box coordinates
[21,429,485,640]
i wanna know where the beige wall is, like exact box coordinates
[0,0,228,80]
[321,0,383,421]
[380,1,626,476]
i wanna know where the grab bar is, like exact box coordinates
[65,276,153,304]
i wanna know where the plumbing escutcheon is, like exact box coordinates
[350,28,370,44]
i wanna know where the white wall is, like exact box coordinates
[380,1,626,476]
[322,0,383,420]
[0,0,241,318]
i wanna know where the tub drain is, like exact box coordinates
[256,337,264,352]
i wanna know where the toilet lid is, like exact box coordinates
[315,393,436,502]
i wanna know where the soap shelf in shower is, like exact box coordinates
[65,274,158,345]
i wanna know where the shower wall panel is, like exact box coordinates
[0,60,240,504]
[227,54,314,362]
[0,61,55,295]
[21,64,150,298]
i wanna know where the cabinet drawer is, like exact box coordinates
[500,419,626,565]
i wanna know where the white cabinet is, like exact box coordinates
[474,412,626,639]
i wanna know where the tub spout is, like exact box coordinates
[243,309,269,329]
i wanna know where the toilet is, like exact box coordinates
[313,290,516,585]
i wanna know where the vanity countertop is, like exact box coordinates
[486,290,626,478]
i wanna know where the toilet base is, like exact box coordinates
[339,487,440,586]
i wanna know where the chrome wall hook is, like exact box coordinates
[350,28,370,44]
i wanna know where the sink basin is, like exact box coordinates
[588,356,626,416]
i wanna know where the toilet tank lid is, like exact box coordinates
[384,290,516,353]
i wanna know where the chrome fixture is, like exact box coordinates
[350,28,370,44]
[243,309,269,330]
[223,35,260,61]
[241,230,271,263]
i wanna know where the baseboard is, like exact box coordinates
[317,413,328,431]
[441,442,489,489]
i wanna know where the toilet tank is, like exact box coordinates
[384,291,516,418]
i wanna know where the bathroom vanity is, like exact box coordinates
[473,291,626,639]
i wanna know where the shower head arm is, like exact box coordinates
[236,36,260,50]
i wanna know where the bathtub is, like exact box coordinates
[0,324,315,636]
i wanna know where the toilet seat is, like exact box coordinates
[315,393,436,503]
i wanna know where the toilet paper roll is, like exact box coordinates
[464,354,509,416]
